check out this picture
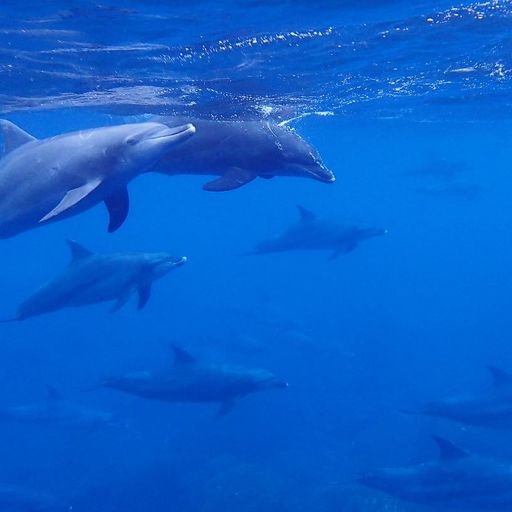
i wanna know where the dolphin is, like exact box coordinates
[0,485,61,511]
[101,345,288,416]
[358,436,512,511]
[0,386,114,430]
[0,119,195,238]
[2,240,186,321]
[246,205,386,259]
[151,117,335,191]
[400,366,512,429]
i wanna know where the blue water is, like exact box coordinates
[0,0,512,510]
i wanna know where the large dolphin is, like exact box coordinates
[2,240,186,321]
[400,366,512,429]
[101,345,288,416]
[0,119,195,238]
[0,387,114,430]
[246,205,386,259]
[358,436,512,511]
[151,117,335,191]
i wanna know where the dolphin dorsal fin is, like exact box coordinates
[432,436,469,460]
[172,345,196,366]
[66,240,93,262]
[488,366,512,387]
[46,386,62,401]
[297,205,316,223]
[0,120,36,155]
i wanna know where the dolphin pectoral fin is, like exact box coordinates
[110,293,131,313]
[105,187,129,233]
[216,400,236,419]
[39,177,103,223]
[329,241,357,260]
[137,284,152,310]
[0,120,36,154]
[202,168,256,191]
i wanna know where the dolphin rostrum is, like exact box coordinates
[151,117,335,191]
[0,386,114,430]
[400,366,512,429]
[358,436,512,511]
[0,119,195,238]
[101,345,288,417]
[2,240,186,321]
[247,205,387,259]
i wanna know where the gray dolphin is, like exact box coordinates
[2,240,186,321]
[247,205,386,259]
[151,117,335,191]
[0,386,114,430]
[0,119,195,238]
[358,436,512,511]
[101,345,288,416]
[400,366,512,429]
[0,485,61,511]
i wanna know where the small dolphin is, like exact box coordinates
[151,117,335,191]
[0,485,61,511]
[400,366,512,429]
[2,240,186,321]
[247,205,386,259]
[0,119,195,238]
[0,386,114,430]
[101,345,287,416]
[411,181,482,200]
[358,436,512,511]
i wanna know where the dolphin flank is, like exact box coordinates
[2,240,187,321]
[101,344,288,417]
[151,117,335,191]
[0,119,195,238]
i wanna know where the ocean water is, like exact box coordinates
[0,1,512,511]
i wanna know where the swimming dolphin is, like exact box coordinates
[0,386,114,430]
[0,485,61,511]
[246,205,386,259]
[0,119,195,238]
[151,117,335,191]
[2,240,186,321]
[358,436,512,511]
[101,345,288,416]
[400,366,512,429]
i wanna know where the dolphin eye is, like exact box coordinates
[125,136,138,146]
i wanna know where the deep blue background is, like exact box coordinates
[1,1,512,510]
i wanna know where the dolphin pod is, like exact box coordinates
[2,240,187,321]
[0,119,195,238]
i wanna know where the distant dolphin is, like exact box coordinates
[246,205,386,259]
[151,117,335,191]
[0,484,61,511]
[2,240,186,321]
[101,345,288,416]
[0,119,195,238]
[0,386,114,430]
[358,436,512,511]
[400,366,512,429]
